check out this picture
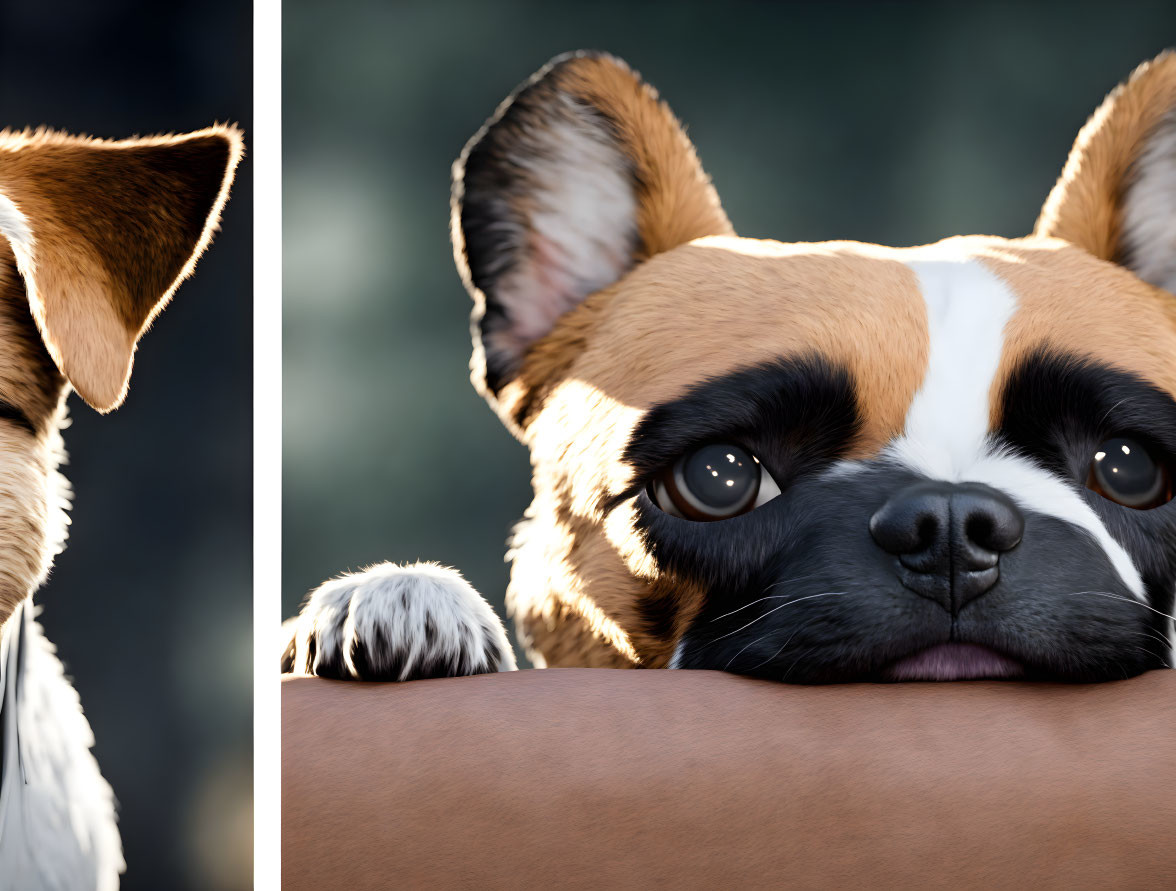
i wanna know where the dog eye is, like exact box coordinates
[1086,437,1173,510]
[648,443,782,521]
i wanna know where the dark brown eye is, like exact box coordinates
[649,443,781,521]
[1087,437,1173,510]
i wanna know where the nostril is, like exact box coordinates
[869,485,950,558]
[871,481,1020,610]
[915,515,939,552]
[957,489,1024,554]
[965,513,993,548]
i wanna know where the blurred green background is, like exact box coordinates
[284,0,1176,667]
[3,0,251,888]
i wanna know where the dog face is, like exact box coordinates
[0,127,241,625]
[451,52,1176,681]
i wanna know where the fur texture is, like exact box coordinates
[283,562,516,680]
[0,126,240,888]
[0,126,243,411]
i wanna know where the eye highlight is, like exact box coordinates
[1086,437,1173,510]
[649,443,782,521]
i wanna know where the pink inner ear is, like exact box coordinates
[488,117,640,360]
[513,230,582,343]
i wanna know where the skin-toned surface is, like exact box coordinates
[283,669,1176,889]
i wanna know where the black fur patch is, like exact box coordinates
[0,400,36,436]
[621,355,861,505]
[620,353,1173,683]
[996,350,1176,480]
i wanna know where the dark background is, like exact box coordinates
[283,0,1176,669]
[1,1,252,889]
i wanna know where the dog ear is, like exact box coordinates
[451,51,733,421]
[0,126,243,412]
[1035,52,1176,293]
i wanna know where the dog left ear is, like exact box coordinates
[1034,51,1176,293]
[0,126,243,412]
[452,52,733,429]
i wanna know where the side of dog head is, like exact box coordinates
[0,126,241,625]
[0,125,243,413]
[452,52,1176,674]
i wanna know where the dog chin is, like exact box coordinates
[882,642,1025,682]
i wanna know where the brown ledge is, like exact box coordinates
[283,668,1176,888]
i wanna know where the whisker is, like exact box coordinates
[745,625,809,673]
[1066,590,1176,622]
[761,573,829,593]
[1130,629,1174,649]
[726,620,813,673]
[1096,397,1130,429]
[709,592,849,645]
[705,575,827,625]
[1131,646,1167,668]
[782,646,817,682]
[723,632,771,671]
[710,576,833,623]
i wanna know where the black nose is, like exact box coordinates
[869,481,1024,612]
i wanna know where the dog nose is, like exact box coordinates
[869,481,1024,611]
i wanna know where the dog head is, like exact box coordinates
[452,51,1176,682]
[0,126,241,625]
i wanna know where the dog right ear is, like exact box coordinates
[451,51,733,432]
[0,126,242,412]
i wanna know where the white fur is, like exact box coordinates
[0,600,122,891]
[298,562,516,680]
[892,256,1145,599]
[1170,589,1176,668]
[0,194,33,257]
[898,257,1017,477]
[1121,108,1176,294]
[666,640,686,669]
[947,448,1143,599]
[498,105,637,348]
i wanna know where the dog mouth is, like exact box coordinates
[882,642,1025,681]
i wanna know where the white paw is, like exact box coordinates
[282,562,517,680]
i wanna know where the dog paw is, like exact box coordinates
[282,562,517,681]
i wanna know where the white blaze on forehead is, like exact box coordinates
[897,256,1016,476]
[890,253,1145,600]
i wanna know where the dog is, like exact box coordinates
[284,50,1176,687]
[0,126,240,889]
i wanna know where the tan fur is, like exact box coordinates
[1034,51,1176,266]
[0,244,69,624]
[0,128,241,628]
[984,237,1176,409]
[554,55,733,260]
[0,126,243,411]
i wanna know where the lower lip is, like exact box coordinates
[884,643,1024,681]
